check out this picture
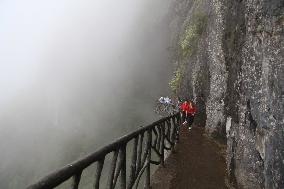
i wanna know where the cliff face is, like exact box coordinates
[169,0,284,188]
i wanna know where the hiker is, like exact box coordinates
[180,100,189,124]
[187,100,197,128]
[159,96,174,114]
[159,96,166,104]
[180,100,197,129]
[156,97,167,115]
[164,96,172,105]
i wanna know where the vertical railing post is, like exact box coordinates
[136,133,144,177]
[128,137,138,188]
[94,157,105,189]
[175,115,180,143]
[71,171,82,189]
[107,150,119,189]
[145,129,152,189]
[168,119,174,150]
[160,123,165,167]
[120,145,127,189]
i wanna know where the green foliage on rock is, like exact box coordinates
[179,12,208,58]
[169,11,208,94]
[169,63,185,94]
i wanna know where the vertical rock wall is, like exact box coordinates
[205,0,227,138]
[169,0,284,188]
[226,0,284,188]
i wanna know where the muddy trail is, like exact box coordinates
[151,126,228,189]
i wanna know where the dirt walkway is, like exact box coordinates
[151,126,228,189]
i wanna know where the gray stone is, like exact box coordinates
[168,0,284,188]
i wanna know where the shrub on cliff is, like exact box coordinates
[169,63,185,94]
[179,12,207,57]
[169,12,208,94]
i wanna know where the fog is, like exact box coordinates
[0,0,173,188]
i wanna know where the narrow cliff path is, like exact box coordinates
[151,126,228,189]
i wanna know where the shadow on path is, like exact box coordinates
[151,126,228,189]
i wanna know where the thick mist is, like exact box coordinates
[0,0,173,188]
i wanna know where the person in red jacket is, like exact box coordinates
[180,100,189,123]
[180,100,197,129]
[187,101,197,128]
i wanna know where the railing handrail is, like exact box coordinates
[27,113,181,189]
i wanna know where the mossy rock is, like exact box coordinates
[179,12,208,58]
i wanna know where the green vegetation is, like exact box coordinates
[169,11,208,94]
[179,12,208,58]
[169,63,185,94]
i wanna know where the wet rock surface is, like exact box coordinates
[168,0,284,188]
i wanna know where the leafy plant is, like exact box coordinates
[179,12,208,57]
[169,11,208,94]
[169,63,185,94]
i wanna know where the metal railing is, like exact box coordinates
[27,113,181,189]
